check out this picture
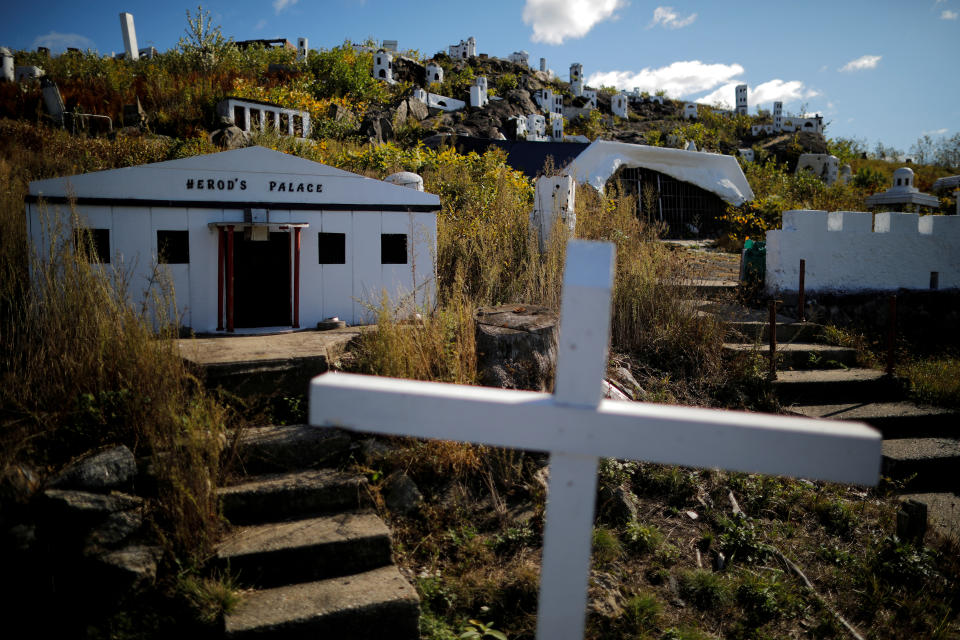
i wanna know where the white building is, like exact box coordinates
[411,87,465,112]
[611,93,629,119]
[512,115,528,140]
[683,102,698,120]
[1,47,14,82]
[796,154,840,185]
[864,167,940,210]
[448,37,476,59]
[119,12,139,61]
[508,51,529,66]
[297,38,308,62]
[470,77,488,108]
[25,147,439,332]
[550,112,564,140]
[217,97,311,138]
[530,175,576,251]
[534,88,563,115]
[752,101,824,136]
[373,49,393,83]
[735,84,748,115]
[570,63,583,96]
[526,114,548,141]
[15,66,44,82]
[425,61,443,84]
[582,89,598,110]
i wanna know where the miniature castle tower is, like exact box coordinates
[582,89,598,110]
[470,76,488,108]
[425,61,443,84]
[550,112,564,140]
[297,38,308,62]
[540,58,546,72]
[611,92,629,118]
[448,37,476,59]
[119,12,139,61]
[512,115,528,140]
[526,114,547,140]
[373,49,393,82]
[570,62,583,97]
[735,84,748,115]
[773,101,783,131]
[683,102,698,120]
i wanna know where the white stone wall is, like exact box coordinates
[765,210,960,294]
[218,98,311,138]
[612,93,628,118]
[508,51,529,66]
[582,89,597,109]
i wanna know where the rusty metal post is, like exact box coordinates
[768,299,778,380]
[797,259,806,322]
[886,295,897,376]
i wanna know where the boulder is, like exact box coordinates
[504,89,539,115]
[475,304,558,391]
[406,97,429,121]
[43,489,143,520]
[383,472,423,515]
[210,125,249,150]
[85,509,143,549]
[94,545,161,591]
[51,445,136,492]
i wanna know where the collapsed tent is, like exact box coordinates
[565,140,755,206]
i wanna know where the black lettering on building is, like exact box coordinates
[269,181,276,191]
[240,180,247,190]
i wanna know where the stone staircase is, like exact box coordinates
[216,425,420,639]
[718,305,960,539]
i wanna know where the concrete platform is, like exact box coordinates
[220,469,369,525]
[785,402,959,437]
[177,327,366,396]
[899,492,960,540]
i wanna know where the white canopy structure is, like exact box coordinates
[565,140,755,206]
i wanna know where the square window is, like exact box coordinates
[381,233,407,264]
[157,230,190,264]
[318,232,346,264]
[74,228,110,263]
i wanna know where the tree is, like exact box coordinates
[177,5,234,73]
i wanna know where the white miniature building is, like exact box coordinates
[425,61,443,84]
[217,97,311,138]
[865,167,940,210]
[611,93,629,119]
[411,87,465,112]
[535,88,563,115]
[384,171,424,192]
[138,47,157,59]
[512,115,528,140]
[582,89,598,110]
[751,124,775,136]
[569,63,583,96]
[735,84,748,115]
[25,147,439,331]
[773,101,783,130]
[530,175,576,250]
[526,114,548,141]
[738,148,755,162]
[470,77,488,108]
[508,51,529,66]
[15,66,44,82]
[373,49,393,82]
[550,112,564,140]
[448,37,476,60]
[683,102,698,120]
[796,154,840,185]
[1,47,13,82]
[119,12,139,61]
[540,58,546,72]
[381,40,398,52]
[297,38,308,62]
[685,140,698,152]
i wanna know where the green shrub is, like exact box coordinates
[679,570,731,610]
[623,521,664,555]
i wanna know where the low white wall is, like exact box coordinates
[766,210,960,293]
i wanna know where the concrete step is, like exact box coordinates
[725,321,824,343]
[224,564,420,640]
[677,279,739,300]
[723,342,858,369]
[219,470,369,525]
[772,368,904,404]
[784,402,960,439]
[882,439,960,492]
[215,512,392,588]
[235,424,353,474]
[897,493,960,540]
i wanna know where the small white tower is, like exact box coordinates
[683,102,698,120]
[297,38,308,62]
[470,77,488,108]
[1,47,13,83]
[119,12,139,61]
[540,57,546,72]
[773,101,783,131]
[425,61,443,84]
[373,49,393,82]
[611,92,628,118]
[735,84,748,115]
[570,62,583,97]
[550,112,564,140]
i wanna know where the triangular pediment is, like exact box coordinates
[29,146,440,208]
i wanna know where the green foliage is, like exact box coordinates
[623,521,664,555]
[633,465,699,507]
[496,73,518,93]
[592,527,623,565]
[177,5,235,73]
[618,593,663,635]
[306,42,391,105]
[814,497,857,537]
[459,618,508,640]
[900,356,960,408]
[873,536,938,588]
[715,516,770,565]
[734,572,798,625]
[679,570,731,610]
[852,165,886,191]
[178,569,243,624]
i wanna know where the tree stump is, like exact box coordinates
[474,304,558,391]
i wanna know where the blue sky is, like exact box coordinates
[2,0,957,154]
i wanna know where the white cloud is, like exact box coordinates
[31,31,95,52]
[522,0,627,45]
[941,9,958,19]
[923,128,949,135]
[273,0,298,13]
[648,6,697,29]
[254,19,267,30]
[698,79,819,109]
[588,60,743,98]
[839,54,881,72]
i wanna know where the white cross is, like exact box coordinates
[309,240,881,640]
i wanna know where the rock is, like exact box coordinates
[327,103,353,122]
[51,445,136,492]
[602,380,630,402]
[85,509,143,549]
[475,304,558,391]
[210,125,249,150]
[359,438,394,466]
[600,485,638,526]
[0,463,40,504]
[360,111,395,145]
[406,97,429,121]
[44,489,143,519]
[504,89,539,115]
[394,100,408,125]
[94,545,161,591]
[609,367,644,399]
[383,472,423,515]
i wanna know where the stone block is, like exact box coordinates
[827,211,872,233]
[782,210,828,233]
[874,211,919,235]
[918,214,960,240]
[51,445,137,491]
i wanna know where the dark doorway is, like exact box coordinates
[233,231,290,328]
[614,167,724,239]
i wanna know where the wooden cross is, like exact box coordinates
[309,240,881,640]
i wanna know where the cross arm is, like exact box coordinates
[309,372,882,486]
